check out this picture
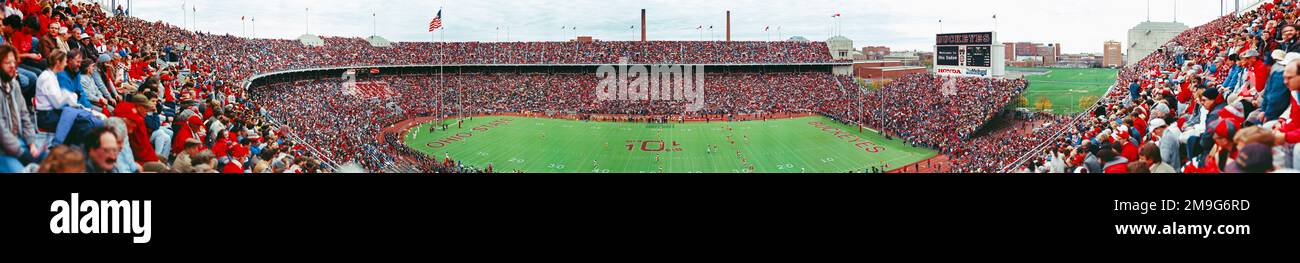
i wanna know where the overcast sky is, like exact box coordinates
[120,0,1250,54]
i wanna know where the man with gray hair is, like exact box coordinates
[103,117,138,173]
[1150,102,1181,169]
[1274,57,1300,169]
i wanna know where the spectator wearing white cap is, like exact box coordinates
[1148,117,1181,169]
[55,26,69,53]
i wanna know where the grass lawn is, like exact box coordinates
[404,115,937,173]
[1011,67,1117,115]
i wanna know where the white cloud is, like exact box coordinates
[127,0,1233,54]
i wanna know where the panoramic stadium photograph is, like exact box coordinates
[0,0,1291,174]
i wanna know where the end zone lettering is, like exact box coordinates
[429,118,514,149]
[808,121,885,153]
[49,193,152,244]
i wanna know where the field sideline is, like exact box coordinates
[402,115,937,173]
[1011,67,1118,115]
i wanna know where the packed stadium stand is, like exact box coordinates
[997,1,1300,173]
[10,0,1289,174]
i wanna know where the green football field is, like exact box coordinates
[403,115,937,173]
[1012,67,1118,115]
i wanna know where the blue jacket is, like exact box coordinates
[1128,82,1140,101]
[1261,64,1291,121]
[1220,65,1241,92]
[55,71,91,109]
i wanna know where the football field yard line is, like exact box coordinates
[764,125,812,173]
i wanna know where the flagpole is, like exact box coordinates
[439,12,444,127]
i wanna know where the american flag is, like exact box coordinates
[428,8,443,32]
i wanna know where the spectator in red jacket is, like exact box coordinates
[111,96,159,164]
[1099,146,1130,173]
[222,144,248,173]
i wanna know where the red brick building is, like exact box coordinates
[854,60,927,80]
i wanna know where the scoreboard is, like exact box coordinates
[933,32,1004,78]
[965,45,991,67]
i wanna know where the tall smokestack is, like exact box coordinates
[641,9,647,42]
[726,11,731,42]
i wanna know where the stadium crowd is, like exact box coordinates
[1007,0,1300,173]
[855,74,1028,156]
[0,0,334,173]
[0,0,842,173]
[249,72,863,172]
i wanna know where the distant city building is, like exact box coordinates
[788,36,810,42]
[861,46,890,60]
[1057,53,1104,68]
[1126,21,1189,66]
[1103,40,1124,67]
[1003,41,1060,67]
[883,50,927,67]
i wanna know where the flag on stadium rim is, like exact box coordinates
[832,13,841,17]
[428,8,443,32]
[765,26,769,31]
